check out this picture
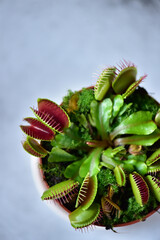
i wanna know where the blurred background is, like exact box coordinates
[1,0,160,239]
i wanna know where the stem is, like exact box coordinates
[86,140,110,148]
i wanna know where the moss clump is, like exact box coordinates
[62,90,74,111]
[41,160,67,187]
[115,194,157,224]
[77,88,94,114]
[97,168,119,196]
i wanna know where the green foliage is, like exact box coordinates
[64,158,86,181]
[146,175,160,202]
[79,147,103,178]
[77,88,94,114]
[126,87,159,118]
[110,111,157,140]
[112,87,159,131]
[155,108,160,127]
[146,148,160,166]
[51,124,87,150]
[41,161,67,187]
[62,90,74,111]
[22,61,160,230]
[114,130,160,147]
[114,166,126,187]
[112,95,124,118]
[117,195,157,223]
[89,98,113,139]
[41,179,79,201]
[112,65,137,94]
[69,203,100,229]
[94,67,115,101]
[48,147,78,162]
[97,168,119,196]
[99,98,113,139]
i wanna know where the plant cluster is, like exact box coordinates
[20,60,160,230]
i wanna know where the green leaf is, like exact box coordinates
[134,161,148,176]
[102,146,125,159]
[146,148,160,166]
[112,65,137,94]
[75,173,98,210]
[41,179,79,200]
[64,158,86,179]
[122,75,146,99]
[23,136,48,157]
[118,102,133,116]
[94,68,116,101]
[89,100,100,128]
[129,172,149,206]
[79,154,93,178]
[110,111,157,140]
[145,175,160,202]
[127,153,147,162]
[48,147,78,162]
[99,98,113,139]
[114,165,126,187]
[102,147,121,170]
[112,95,124,118]
[90,99,113,139]
[155,108,160,127]
[89,147,103,177]
[79,147,103,178]
[114,130,160,146]
[69,203,100,229]
[121,160,135,173]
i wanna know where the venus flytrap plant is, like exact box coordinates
[22,136,48,158]
[75,173,98,210]
[112,60,137,94]
[94,67,116,101]
[41,179,79,201]
[21,60,160,231]
[129,172,149,207]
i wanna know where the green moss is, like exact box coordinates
[61,89,74,111]
[41,160,67,187]
[114,194,158,224]
[61,88,94,117]
[77,88,95,114]
[97,168,119,196]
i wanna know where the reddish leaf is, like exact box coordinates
[31,108,62,132]
[129,172,149,206]
[22,139,47,157]
[20,117,55,140]
[37,98,70,132]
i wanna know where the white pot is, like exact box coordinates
[30,156,69,220]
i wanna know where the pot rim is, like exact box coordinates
[31,156,160,228]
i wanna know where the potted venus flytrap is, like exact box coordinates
[20,60,160,231]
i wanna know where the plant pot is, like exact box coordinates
[21,61,160,230]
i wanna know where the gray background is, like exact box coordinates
[1,0,160,239]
